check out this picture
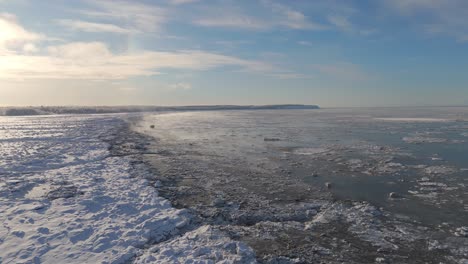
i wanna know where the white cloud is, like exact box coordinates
[82,0,167,33]
[263,1,327,30]
[0,13,281,80]
[0,41,275,80]
[56,1,167,34]
[1,5,307,82]
[57,19,133,34]
[47,42,111,59]
[0,13,43,53]
[385,0,468,41]
[22,43,38,53]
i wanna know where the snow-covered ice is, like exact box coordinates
[135,226,256,264]
[0,115,254,264]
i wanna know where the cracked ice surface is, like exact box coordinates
[0,115,253,264]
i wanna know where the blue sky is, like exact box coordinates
[1,0,467,107]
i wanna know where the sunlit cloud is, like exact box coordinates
[0,13,43,53]
[0,41,276,80]
[0,8,279,80]
[22,43,38,53]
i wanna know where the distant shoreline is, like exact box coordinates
[0,104,320,116]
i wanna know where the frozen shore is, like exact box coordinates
[0,105,319,116]
[0,115,256,263]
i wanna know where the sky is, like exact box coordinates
[0,0,468,107]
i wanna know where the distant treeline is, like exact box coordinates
[0,105,319,116]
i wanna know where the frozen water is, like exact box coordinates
[135,108,468,225]
[133,107,468,263]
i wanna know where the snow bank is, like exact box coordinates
[0,115,254,263]
[135,226,256,264]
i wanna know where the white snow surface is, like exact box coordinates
[135,225,256,264]
[0,115,255,264]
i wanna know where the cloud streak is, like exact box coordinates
[57,19,134,34]
[263,0,327,30]
[194,15,269,30]
[81,0,167,33]
[193,1,327,31]
[0,40,275,80]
